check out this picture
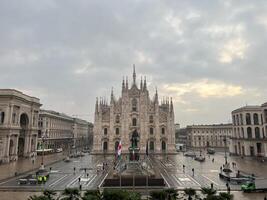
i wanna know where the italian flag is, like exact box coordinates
[117,140,122,160]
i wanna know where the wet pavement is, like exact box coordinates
[0,152,267,199]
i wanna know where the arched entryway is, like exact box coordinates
[18,113,29,157]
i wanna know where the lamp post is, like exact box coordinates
[223,136,228,165]
[40,134,46,170]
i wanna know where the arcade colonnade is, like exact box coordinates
[0,89,41,163]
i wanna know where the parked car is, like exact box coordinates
[56,148,63,153]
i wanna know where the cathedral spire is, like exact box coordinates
[140,76,143,90]
[143,76,147,90]
[126,76,129,90]
[122,76,125,91]
[95,97,98,113]
[133,64,136,85]
[155,87,158,104]
[170,97,173,112]
[110,87,114,103]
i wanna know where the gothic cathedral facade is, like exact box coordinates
[93,67,176,154]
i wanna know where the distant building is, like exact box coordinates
[38,110,74,150]
[0,89,41,163]
[38,110,92,151]
[175,127,187,145]
[186,124,232,149]
[230,103,267,157]
[93,67,176,154]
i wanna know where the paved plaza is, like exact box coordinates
[0,152,267,194]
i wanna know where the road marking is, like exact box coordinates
[86,174,97,186]
[187,175,201,186]
[160,173,170,188]
[98,173,109,188]
[66,175,82,187]
[202,175,219,185]
[171,174,182,186]
[49,174,69,187]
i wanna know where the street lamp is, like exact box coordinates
[223,136,228,164]
[40,133,46,170]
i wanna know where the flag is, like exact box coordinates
[117,140,122,160]
[146,141,149,156]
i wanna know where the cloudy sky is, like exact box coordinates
[1,0,267,127]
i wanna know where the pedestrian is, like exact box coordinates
[227,186,231,194]
[212,158,214,162]
[183,165,185,172]
[192,168,194,176]
[79,184,82,190]
[211,183,213,190]
[264,196,267,200]
[220,166,222,172]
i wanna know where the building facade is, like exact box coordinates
[230,103,267,157]
[38,110,92,151]
[93,67,176,154]
[187,124,232,149]
[0,89,41,163]
[38,110,74,150]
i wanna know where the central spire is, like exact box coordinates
[133,64,136,85]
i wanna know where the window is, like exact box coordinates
[161,141,166,151]
[132,118,137,126]
[103,141,108,151]
[149,141,154,150]
[150,127,153,135]
[12,113,16,124]
[253,113,259,125]
[115,115,120,123]
[132,98,137,112]
[161,127,165,134]
[246,113,251,125]
[104,128,108,135]
[247,127,252,139]
[233,115,236,125]
[255,127,260,139]
[0,112,4,124]
[240,114,243,125]
[149,115,153,123]
[116,128,119,135]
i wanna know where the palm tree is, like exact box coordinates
[201,187,217,199]
[60,188,81,200]
[184,188,196,200]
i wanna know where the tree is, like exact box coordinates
[60,188,81,200]
[102,189,129,200]
[184,188,196,200]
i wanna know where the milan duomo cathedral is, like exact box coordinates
[93,66,175,154]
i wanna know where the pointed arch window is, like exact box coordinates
[161,127,165,135]
[116,128,119,135]
[150,127,154,135]
[104,128,108,135]
[149,115,153,123]
[132,98,137,112]
[132,118,137,126]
